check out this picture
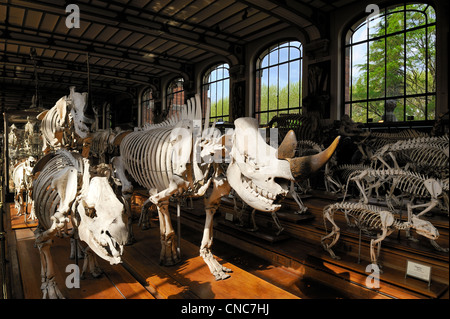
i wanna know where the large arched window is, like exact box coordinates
[141,87,154,125]
[255,40,303,125]
[202,63,230,123]
[166,77,185,118]
[344,3,436,123]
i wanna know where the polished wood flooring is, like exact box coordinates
[3,189,449,299]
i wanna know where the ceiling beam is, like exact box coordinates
[235,0,322,42]
[0,53,158,86]
[5,0,238,58]
[0,24,190,76]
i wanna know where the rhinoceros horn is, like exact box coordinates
[286,136,340,180]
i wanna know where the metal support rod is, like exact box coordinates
[177,202,181,259]
[1,175,8,299]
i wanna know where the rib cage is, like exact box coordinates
[120,127,175,192]
[373,135,449,177]
[348,168,445,197]
[40,104,71,149]
[324,202,408,231]
[32,150,84,230]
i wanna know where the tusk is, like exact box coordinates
[287,136,340,179]
[277,130,298,159]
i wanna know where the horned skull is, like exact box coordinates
[76,174,128,265]
[227,117,340,212]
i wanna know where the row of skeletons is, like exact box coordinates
[27,87,339,298]
[9,116,43,221]
[319,115,448,267]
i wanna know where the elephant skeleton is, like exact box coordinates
[115,94,340,280]
[32,150,128,298]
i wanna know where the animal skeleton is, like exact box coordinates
[12,156,37,221]
[371,135,449,178]
[114,94,340,280]
[32,150,128,298]
[37,86,94,152]
[344,168,449,217]
[321,202,442,266]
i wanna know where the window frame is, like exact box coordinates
[166,77,185,119]
[254,39,303,125]
[343,2,437,125]
[141,87,155,126]
[201,63,230,123]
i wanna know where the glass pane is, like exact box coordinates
[279,46,289,63]
[289,46,300,60]
[268,48,278,66]
[222,65,229,78]
[386,9,404,34]
[211,100,217,118]
[368,13,385,38]
[351,42,367,101]
[351,102,367,123]
[368,38,385,99]
[352,21,367,43]
[406,4,427,29]
[406,96,426,121]
[268,66,278,110]
[427,95,435,120]
[289,81,300,109]
[210,69,217,82]
[426,5,436,23]
[428,25,436,93]
[260,69,269,112]
[406,28,427,95]
[386,33,404,97]
[368,100,383,123]
[223,95,229,120]
[209,82,217,102]
[216,80,223,104]
[279,63,288,108]
[395,98,405,122]
[259,112,269,125]
[261,55,269,68]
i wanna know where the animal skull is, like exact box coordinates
[227,117,339,212]
[66,86,94,139]
[411,216,439,240]
[76,176,128,265]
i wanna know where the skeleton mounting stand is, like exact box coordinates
[1,175,7,299]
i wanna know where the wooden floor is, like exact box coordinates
[5,203,299,299]
[3,189,449,299]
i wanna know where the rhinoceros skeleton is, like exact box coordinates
[115,94,340,280]
[32,149,128,298]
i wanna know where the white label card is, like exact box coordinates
[406,260,431,283]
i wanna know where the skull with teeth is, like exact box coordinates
[76,176,128,265]
[227,117,340,212]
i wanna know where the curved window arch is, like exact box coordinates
[344,3,436,123]
[166,77,185,118]
[202,63,230,123]
[254,40,303,125]
[141,87,154,125]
